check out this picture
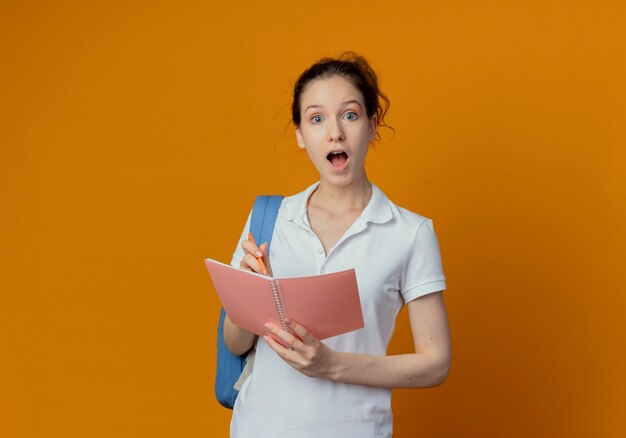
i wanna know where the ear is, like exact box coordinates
[368,115,378,142]
[295,127,306,149]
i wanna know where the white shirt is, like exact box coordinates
[229,182,446,438]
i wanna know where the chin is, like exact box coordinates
[323,173,357,187]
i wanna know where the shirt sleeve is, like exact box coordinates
[401,218,447,303]
[229,209,253,268]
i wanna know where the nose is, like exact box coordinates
[329,119,345,142]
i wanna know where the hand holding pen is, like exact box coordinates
[239,232,272,276]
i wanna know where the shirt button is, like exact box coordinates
[317,247,324,254]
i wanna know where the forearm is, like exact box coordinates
[327,351,450,389]
[224,315,257,356]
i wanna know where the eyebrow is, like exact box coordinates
[304,100,362,113]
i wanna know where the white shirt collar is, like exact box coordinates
[279,181,393,225]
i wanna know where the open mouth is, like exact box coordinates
[327,151,349,168]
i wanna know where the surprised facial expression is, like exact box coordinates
[295,75,377,187]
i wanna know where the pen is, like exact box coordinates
[247,232,268,275]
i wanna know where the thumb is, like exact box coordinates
[260,242,273,275]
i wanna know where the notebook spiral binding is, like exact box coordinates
[269,279,289,332]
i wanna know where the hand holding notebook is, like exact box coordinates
[204,259,365,340]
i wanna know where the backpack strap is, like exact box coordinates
[249,195,284,253]
[214,194,284,409]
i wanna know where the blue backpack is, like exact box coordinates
[215,195,284,409]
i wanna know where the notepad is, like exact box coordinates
[204,258,365,340]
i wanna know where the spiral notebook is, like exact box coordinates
[204,258,364,340]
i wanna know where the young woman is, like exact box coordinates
[223,52,451,437]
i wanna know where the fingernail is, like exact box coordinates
[264,323,274,329]
[255,250,263,257]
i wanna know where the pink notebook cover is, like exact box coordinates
[204,258,364,340]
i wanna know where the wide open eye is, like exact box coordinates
[311,115,324,124]
[343,111,358,121]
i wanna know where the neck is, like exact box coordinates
[311,173,372,214]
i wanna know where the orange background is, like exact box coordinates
[1,1,625,437]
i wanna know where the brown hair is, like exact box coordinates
[291,52,392,142]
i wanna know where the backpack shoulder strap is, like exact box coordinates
[214,194,283,409]
[249,195,284,252]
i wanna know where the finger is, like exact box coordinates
[259,242,273,276]
[263,334,291,355]
[240,253,262,273]
[286,318,317,345]
[241,239,263,258]
[264,322,302,350]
